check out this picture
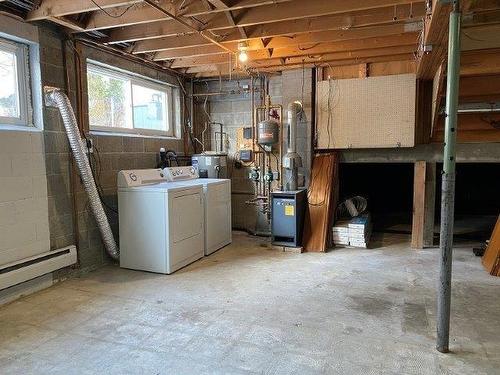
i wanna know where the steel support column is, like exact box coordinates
[437,0,461,353]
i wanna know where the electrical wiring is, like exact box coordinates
[87,140,119,215]
[318,65,340,150]
[89,0,135,18]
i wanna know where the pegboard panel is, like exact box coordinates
[316,74,416,149]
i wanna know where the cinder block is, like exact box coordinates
[46,173,70,198]
[111,153,136,171]
[0,223,37,253]
[48,213,74,238]
[44,131,69,153]
[11,153,32,177]
[123,137,144,153]
[0,132,31,154]
[30,132,45,154]
[0,154,11,177]
[43,108,64,132]
[96,135,123,153]
[0,176,33,203]
[0,202,17,227]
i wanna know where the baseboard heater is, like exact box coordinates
[0,246,77,290]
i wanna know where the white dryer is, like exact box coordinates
[117,168,204,274]
[163,167,232,255]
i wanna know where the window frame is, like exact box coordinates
[0,37,32,127]
[87,60,179,138]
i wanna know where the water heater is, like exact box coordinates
[192,153,227,178]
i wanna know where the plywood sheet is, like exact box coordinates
[302,153,339,252]
[482,215,500,276]
[317,74,416,149]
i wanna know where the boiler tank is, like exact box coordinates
[257,119,279,146]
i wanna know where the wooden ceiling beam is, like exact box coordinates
[132,22,422,54]
[462,9,500,27]
[170,39,418,67]
[460,48,500,75]
[105,3,425,44]
[144,25,421,60]
[82,0,293,31]
[417,0,500,79]
[207,0,422,30]
[416,1,451,79]
[27,0,291,22]
[27,0,142,21]
[80,0,423,33]
[462,24,500,51]
[190,53,415,76]
[462,0,500,13]
[206,0,248,39]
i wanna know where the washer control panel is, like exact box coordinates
[117,169,166,188]
[163,166,198,182]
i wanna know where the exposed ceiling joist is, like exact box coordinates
[105,3,425,45]
[206,0,248,39]
[27,0,291,21]
[416,1,450,79]
[77,0,423,33]
[169,36,418,67]
[191,53,416,77]
[27,0,142,21]
[133,22,421,56]
[460,48,500,75]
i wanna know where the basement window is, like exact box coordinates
[87,61,180,137]
[0,37,32,127]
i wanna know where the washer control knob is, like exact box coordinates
[129,173,137,182]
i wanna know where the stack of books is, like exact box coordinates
[332,213,372,248]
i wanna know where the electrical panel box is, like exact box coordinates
[239,149,253,162]
[271,190,307,247]
[236,127,259,151]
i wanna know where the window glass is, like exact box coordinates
[0,45,20,120]
[88,68,132,129]
[132,84,167,131]
[87,62,178,137]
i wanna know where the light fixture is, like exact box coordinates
[237,41,249,63]
[238,50,248,63]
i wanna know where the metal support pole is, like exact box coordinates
[437,0,461,354]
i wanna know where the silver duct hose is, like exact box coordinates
[287,101,302,154]
[283,101,303,191]
[44,87,119,260]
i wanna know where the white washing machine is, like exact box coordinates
[117,168,204,274]
[163,167,232,255]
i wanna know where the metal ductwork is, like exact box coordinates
[44,87,119,261]
[283,101,303,191]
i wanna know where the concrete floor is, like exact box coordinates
[1,232,499,374]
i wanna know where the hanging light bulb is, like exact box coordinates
[237,41,249,64]
[238,50,248,63]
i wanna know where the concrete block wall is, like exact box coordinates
[194,70,313,232]
[197,79,256,230]
[0,131,50,266]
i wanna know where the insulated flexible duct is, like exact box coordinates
[44,87,119,260]
[283,101,303,191]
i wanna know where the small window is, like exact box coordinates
[87,62,179,137]
[0,38,32,127]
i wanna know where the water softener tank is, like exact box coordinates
[257,119,279,145]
